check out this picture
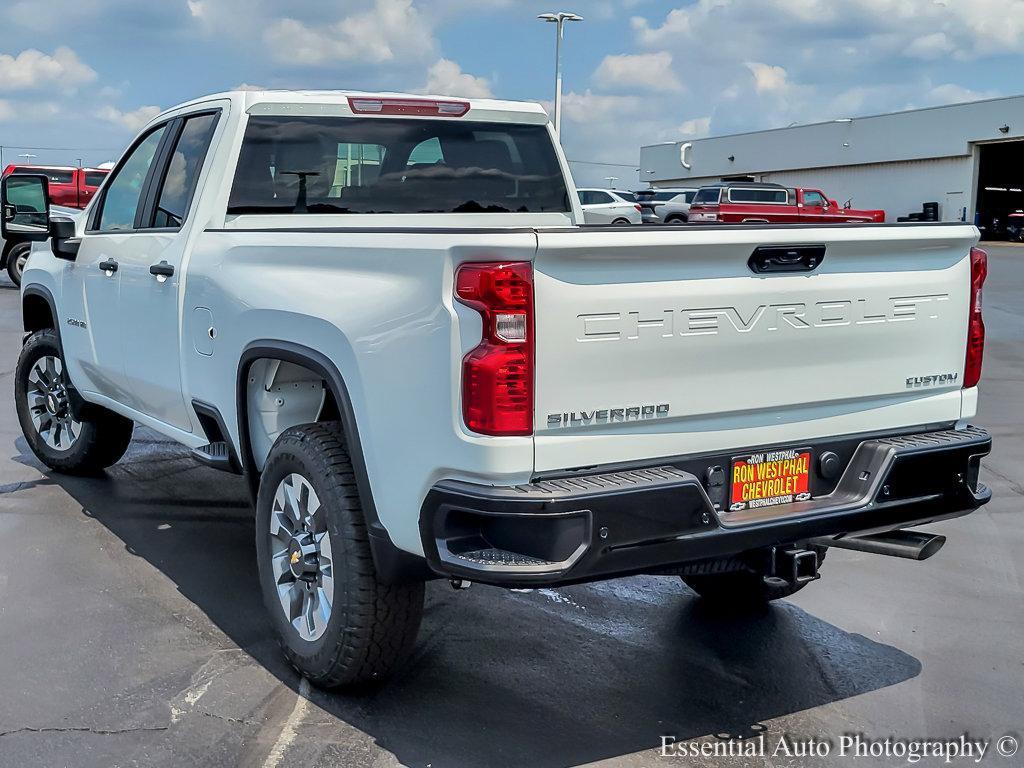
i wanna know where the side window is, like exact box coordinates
[577,191,592,205]
[47,170,74,185]
[803,190,825,207]
[329,143,386,197]
[94,125,167,232]
[84,171,107,187]
[150,113,218,229]
[407,137,443,166]
[592,191,613,204]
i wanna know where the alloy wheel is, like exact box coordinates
[268,473,335,642]
[26,355,82,451]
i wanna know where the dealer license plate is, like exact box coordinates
[729,448,812,512]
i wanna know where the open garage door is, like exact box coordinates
[976,140,1024,239]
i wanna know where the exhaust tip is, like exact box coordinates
[916,533,946,561]
[810,530,947,561]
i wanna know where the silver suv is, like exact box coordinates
[635,187,698,224]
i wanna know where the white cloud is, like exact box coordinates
[420,59,492,98]
[594,51,683,93]
[0,47,96,91]
[632,0,1024,61]
[904,32,954,60]
[263,0,435,65]
[554,90,646,126]
[678,116,711,137]
[745,62,789,94]
[97,104,162,132]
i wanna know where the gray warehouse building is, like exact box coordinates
[640,95,1024,231]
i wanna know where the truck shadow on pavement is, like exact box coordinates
[18,430,923,768]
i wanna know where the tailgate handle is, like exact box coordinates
[749,245,826,274]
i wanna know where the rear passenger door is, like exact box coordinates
[118,109,221,432]
[585,191,616,224]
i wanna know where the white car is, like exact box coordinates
[2,89,992,690]
[576,188,643,225]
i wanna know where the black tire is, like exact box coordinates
[6,242,30,287]
[256,422,424,689]
[665,215,687,225]
[15,330,134,474]
[611,218,631,226]
[681,550,825,607]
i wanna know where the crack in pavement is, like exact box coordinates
[984,465,1024,497]
[0,724,169,738]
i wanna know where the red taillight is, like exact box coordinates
[347,96,470,117]
[455,262,534,436]
[634,204,642,212]
[964,246,987,389]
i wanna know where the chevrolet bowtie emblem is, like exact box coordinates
[290,551,301,565]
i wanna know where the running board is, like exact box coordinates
[191,441,241,474]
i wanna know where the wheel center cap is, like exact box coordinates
[287,533,319,580]
[45,390,66,416]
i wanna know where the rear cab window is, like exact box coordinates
[692,187,722,205]
[228,115,570,215]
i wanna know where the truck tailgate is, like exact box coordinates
[533,224,978,472]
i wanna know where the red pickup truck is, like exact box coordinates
[687,182,885,224]
[1,165,109,210]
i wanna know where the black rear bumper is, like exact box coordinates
[419,426,992,587]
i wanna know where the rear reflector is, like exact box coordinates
[964,246,987,389]
[455,262,534,436]
[347,97,470,117]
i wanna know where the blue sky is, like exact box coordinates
[1,0,1022,185]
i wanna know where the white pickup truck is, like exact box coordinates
[2,90,992,689]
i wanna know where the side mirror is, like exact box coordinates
[50,217,80,261]
[1,174,50,241]
[843,198,852,210]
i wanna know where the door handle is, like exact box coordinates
[749,245,826,274]
[98,259,118,274]
[149,261,175,278]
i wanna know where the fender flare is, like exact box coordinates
[22,283,61,347]
[237,340,432,584]
[20,283,99,420]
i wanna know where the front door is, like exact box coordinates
[62,123,170,401]
[800,189,828,222]
[119,111,220,432]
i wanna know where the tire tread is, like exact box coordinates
[259,422,423,689]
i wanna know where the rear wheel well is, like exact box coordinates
[23,293,56,333]
[243,357,336,472]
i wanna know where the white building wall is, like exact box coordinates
[760,156,974,222]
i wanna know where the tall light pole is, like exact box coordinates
[537,11,582,139]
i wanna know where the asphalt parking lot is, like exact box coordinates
[0,245,1021,768]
